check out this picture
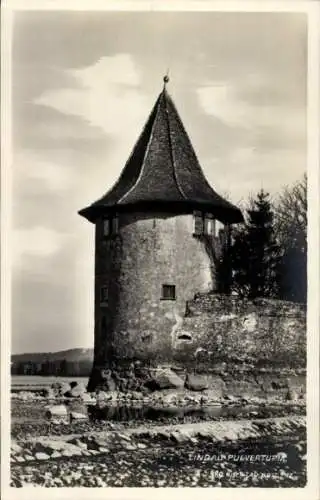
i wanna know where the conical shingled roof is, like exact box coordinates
[79,87,243,224]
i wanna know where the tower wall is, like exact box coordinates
[93,212,214,371]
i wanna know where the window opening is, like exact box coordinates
[103,219,111,237]
[177,333,192,341]
[161,284,176,300]
[100,286,108,305]
[103,215,119,238]
[193,211,204,236]
[204,214,215,236]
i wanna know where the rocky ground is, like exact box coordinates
[11,418,306,487]
[10,380,307,488]
[11,398,306,440]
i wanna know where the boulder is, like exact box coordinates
[51,417,69,425]
[85,437,101,451]
[130,391,143,401]
[123,443,136,451]
[286,389,299,401]
[41,388,56,399]
[31,439,69,455]
[70,411,88,421]
[99,446,109,453]
[19,391,35,401]
[137,443,147,449]
[68,438,88,450]
[105,378,117,391]
[170,431,189,443]
[61,449,77,458]
[145,368,184,390]
[51,382,70,397]
[11,442,23,454]
[64,382,86,398]
[80,392,96,403]
[157,430,172,440]
[35,452,50,460]
[185,374,209,391]
[34,440,83,456]
[116,433,132,442]
[45,405,68,419]
[99,369,118,391]
[161,393,178,405]
[96,390,117,404]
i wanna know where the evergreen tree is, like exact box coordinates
[231,190,281,299]
[215,226,232,294]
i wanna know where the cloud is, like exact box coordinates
[196,78,305,152]
[30,53,154,204]
[35,54,148,138]
[12,227,65,266]
[14,101,109,159]
[203,146,306,208]
[15,156,73,192]
[197,82,249,128]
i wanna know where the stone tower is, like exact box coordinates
[79,80,243,391]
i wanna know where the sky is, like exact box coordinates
[11,10,307,354]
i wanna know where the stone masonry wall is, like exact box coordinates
[172,293,306,370]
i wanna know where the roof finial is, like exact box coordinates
[163,69,169,88]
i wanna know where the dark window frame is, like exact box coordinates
[100,285,108,304]
[161,284,176,301]
[103,219,111,237]
[204,213,216,236]
[102,215,119,238]
[193,211,204,236]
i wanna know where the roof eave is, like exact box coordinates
[78,200,243,224]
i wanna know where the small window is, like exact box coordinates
[100,286,108,304]
[218,228,225,244]
[193,211,204,236]
[215,220,224,238]
[204,214,215,236]
[218,225,229,246]
[112,215,119,234]
[161,284,176,300]
[103,215,119,238]
[103,219,111,237]
[177,333,192,342]
[142,333,152,343]
[208,218,216,236]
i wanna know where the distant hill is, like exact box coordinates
[12,348,94,364]
[11,348,94,376]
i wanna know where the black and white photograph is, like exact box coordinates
[1,1,319,496]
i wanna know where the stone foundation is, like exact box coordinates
[88,364,305,402]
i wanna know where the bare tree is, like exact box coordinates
[274,173,307,251]
[274,174,307,302]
